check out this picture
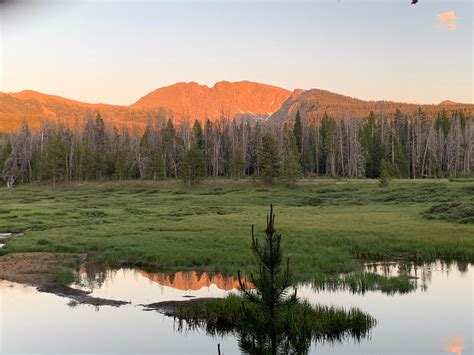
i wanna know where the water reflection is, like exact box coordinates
[364,260,470,292]
[365,260,470,279]
[77,260,470,297]
[73,260,472,306]
[1,260,472,354]
[73,266,241,304]
[0,280,239,354]
[78,264,240,291]
[140,270,241,291]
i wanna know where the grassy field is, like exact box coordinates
[1,178,473,289]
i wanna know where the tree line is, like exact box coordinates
[0,107,472,187]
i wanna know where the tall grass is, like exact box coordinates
[1,179,473,290]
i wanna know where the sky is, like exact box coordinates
[0,0,472,105]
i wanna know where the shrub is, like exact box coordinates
[422,203,474,224]
[80,210,107,217]
[52,269,75,286]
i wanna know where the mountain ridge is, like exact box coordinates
[268,88,474,122]
[131,80,292,120]
[1,81,473,132]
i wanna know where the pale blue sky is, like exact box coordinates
[1,0,472,105]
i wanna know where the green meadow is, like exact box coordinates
[1,179,473,291]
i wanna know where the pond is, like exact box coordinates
[1,261,471,354]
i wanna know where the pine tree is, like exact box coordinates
[94,113,107,179]
[282,130,302,186]
[362,111,386,178]
[393,140,410,178]
[238,205,297,355]
[293,111,303,155]
[114,148,129,180]
[146,148,164,180]
[378,160,393,187]
[81,145,97,180]
[321,113,337,176]
[192,120,204,150]
[230,147,246,179]
[258,133,280,184]
[163,119,177,178]
[436,109,451,138]
[180,143,205,185]
[42,133,67,187]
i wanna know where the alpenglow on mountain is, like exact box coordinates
[1,81,472,132]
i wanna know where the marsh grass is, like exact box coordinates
[312,273,417,294]
[1,179,473,290]
[422,202,474,224]
[52,269,75,286]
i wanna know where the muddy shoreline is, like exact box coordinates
[0,252,129,307]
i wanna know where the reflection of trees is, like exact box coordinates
[78,262,109,291]
[237,304,312,354]
[363,260,470,293]
[172,298,375,355]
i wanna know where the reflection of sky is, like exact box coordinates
[0,262,472,354]
[0,280,239,354]
[307,262,472,354]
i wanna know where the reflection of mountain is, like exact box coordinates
[139,271,241,291]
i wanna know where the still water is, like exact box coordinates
[1,261,472,354]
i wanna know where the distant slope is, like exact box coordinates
[131,80,291,121]
[269,89,474,122]
[0,90,170,132]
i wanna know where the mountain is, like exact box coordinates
[269,89,474,122]
[439,100,459,106]
[268,89,474,122]
[0,81,291,132]
[131,80,291,121]
[0,90,170,133]
[1,82,473,133]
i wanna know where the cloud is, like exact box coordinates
[447,23,457,30]
[445,335,463,355]
[437,10,457,30]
